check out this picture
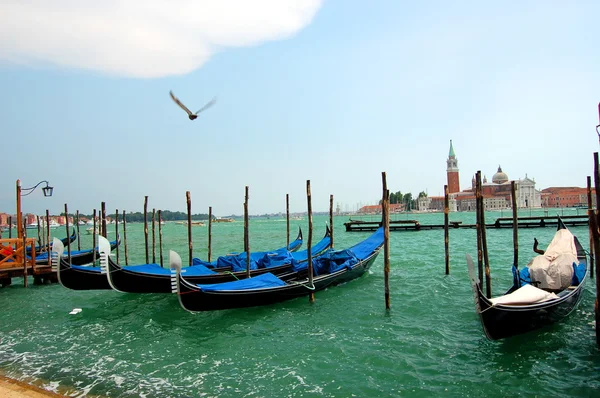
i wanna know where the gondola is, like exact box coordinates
[26,228,77,255]
[37,235,120,266]
[466,218,588,340]
[52,237,113,290]
[174,227,384,312]
[104,226,330,294]
[191,227,303,267]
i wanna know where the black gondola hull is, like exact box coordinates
[57,258,111,290]
[466,218,588,340]
[107,227,329,294]
[473,282,585,340]
[177,250,380,312]
[107,258,297,293]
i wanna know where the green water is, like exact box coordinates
[1,210,599,397]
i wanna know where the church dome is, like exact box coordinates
[492,165,509,184]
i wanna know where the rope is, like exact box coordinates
[294,280,316,291]
[221,271,240,280]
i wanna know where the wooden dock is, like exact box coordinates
[343,214,590,232]
[0,238,57,287]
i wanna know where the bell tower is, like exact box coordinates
[446,140,460,194]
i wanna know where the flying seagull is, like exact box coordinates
[169,91,217,120]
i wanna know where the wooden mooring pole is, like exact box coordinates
[476,173,483,287]
[115,209,119,264]
[22,219,27,287]
[286,194,290,250]
[144,196,149,264]
[122,210,129,265]
[101,202,107,238]
[208,206,212,262]
[186,191,192,266]
[36,216,41,247]
[92,209,97,264]
[330,194,334,249]
[382,172,390,310]
[444,184,449,275]
[587,176,594,278]
[244,186,250,279]
[158,210,163,267]
[46,210,50,265]
[511,181,518,267]
[65,204,71,262]
[306,180,314,303]
[76,210,81,251]
[592,152,600,347]
[152,208,156,264]
[476,171,491,297]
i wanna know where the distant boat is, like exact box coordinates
[86,227,97,235]
[213,217,234,223]
[86,227,113,235]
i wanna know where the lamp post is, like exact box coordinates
[16,179,53,240]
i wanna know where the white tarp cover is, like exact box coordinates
[527,229,578,291]
[490,284,559,306]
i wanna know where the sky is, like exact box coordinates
[1,0,599,217]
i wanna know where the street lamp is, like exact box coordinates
[16,179,54,239]
[21,180,53,197]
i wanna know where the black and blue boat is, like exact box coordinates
[105,227,329,294]
[466,218,588,340]
[174,227,383,312]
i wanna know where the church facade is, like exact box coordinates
[417,141,542,212]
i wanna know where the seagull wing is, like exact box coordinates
[170,91,194,116]
[194,97,217,115]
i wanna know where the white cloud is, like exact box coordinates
[0,0,323,78]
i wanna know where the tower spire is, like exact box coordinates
[446,140,460,193]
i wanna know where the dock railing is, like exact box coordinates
[0,237,37,272]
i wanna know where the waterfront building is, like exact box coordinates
[358,204,404,214]
[419,142,543,212]
[542,187,594,208]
